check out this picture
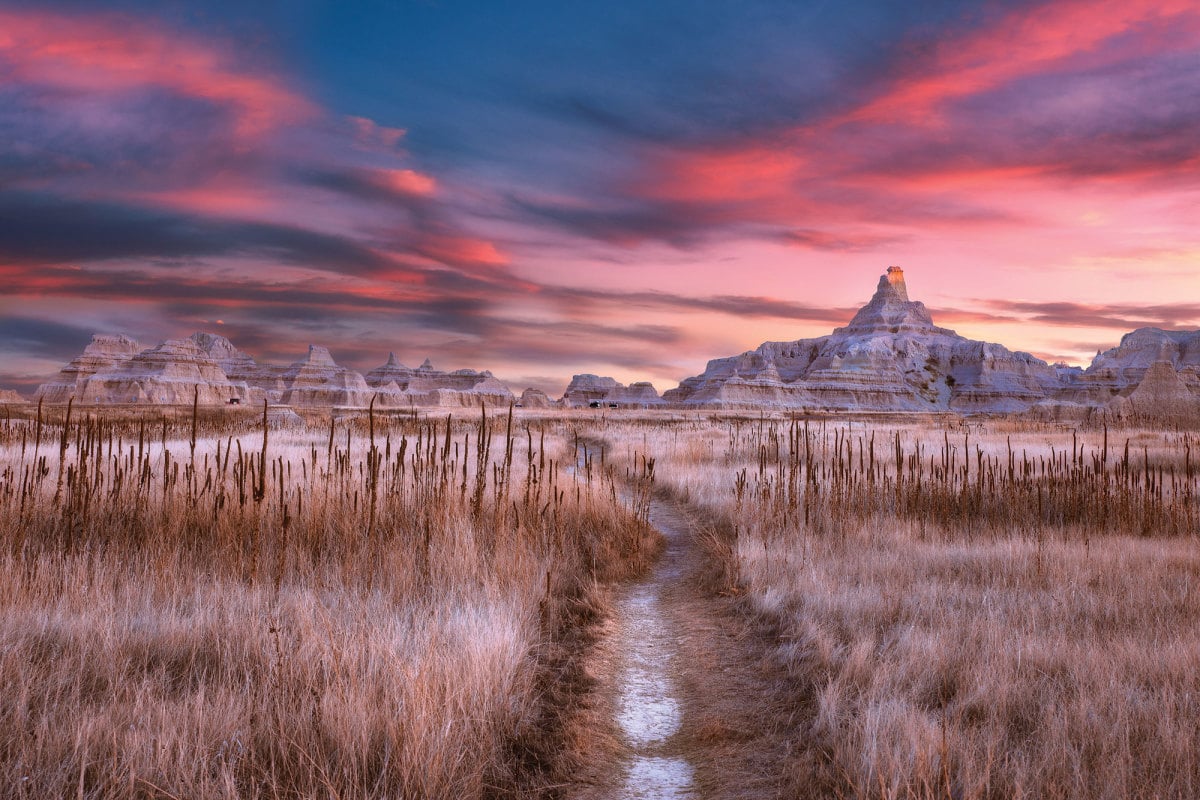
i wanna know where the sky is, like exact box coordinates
[0,0,1198,396]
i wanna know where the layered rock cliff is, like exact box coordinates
[36,335,516,408]
[562,374,663,407]
[36,334,143,404]
[665,267,1197,418]
[25,271,1200,419]
[365,355,514,407]
[279,346,374,408]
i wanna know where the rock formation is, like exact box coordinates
[517,388,554,408]
[562,374,621,407]
[35,334,143,404]
[187,332,280,403]
[1065,329,1200,406]
[365,355,515,407]
[0,389,26,405]
[35,334,515,408]
[25,275,1200,419]
[279,346,374,408]
[604,381,664,408]
[36,336,252,405]
[1110,360,1200,423]
[666,267,1086,414]
[364,353,415,391]
[559,374,663,408]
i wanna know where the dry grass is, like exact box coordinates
[0,403,658,799]
[8,402,1199,798]
[597,416,1200,799]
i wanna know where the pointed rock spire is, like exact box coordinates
[838,266,940,335]
[884,266,909,301]
[305,345,336,366]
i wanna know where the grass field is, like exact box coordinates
[2,404,1197,798]
[0,404,657,798]
[602,415,1200,799]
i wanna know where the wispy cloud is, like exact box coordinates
[1,2,1198,393]
[986,300,1200,331]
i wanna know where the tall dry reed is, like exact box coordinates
[0,404,657,799]
[598,416,1200,799]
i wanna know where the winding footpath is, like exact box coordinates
[609,504,696,799]
[567,495,806,800]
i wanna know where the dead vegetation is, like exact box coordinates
[0,403,658,799]
[5,401,1198,799]
[623,415,1200,799]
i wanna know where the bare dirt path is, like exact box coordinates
[565,495,814,800]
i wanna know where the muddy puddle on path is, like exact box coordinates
[609,509,696,799]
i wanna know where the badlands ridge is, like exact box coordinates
[14,268,1200,420]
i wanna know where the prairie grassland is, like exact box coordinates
[599,415,1200,799]
[0,404,658,799]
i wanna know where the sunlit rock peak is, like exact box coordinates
[836,265,948,336]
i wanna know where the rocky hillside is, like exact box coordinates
[26,270,1200,419]
[664,267,1200,420]
[35,332,515,409]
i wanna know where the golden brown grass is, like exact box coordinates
[597,416,1200,799]
[0,404,658,799]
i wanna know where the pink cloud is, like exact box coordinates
[0,10,312,142]
[348,116,407,150]
[600,0,1200,257]
[378,168,438,197]
[844,0,1200,127]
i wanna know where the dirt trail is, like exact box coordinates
[566,495,811,800]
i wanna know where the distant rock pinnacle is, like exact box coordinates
[885,265,909,301]
[837,265,943,335]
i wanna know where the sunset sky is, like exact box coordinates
[1,0,1198,395]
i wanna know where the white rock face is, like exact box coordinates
[517,387,554,408]
[36,336,253,405]
[87,338,255,405]
[28,287,1200,419]
[280,346,374,408]
[365,355,515,407]
[188,332,272,403]
[0,389,26,404]
[1109,360,1200,423]
[562,374,621,407]
[606,381,664,407]
[560,375,663,408]
[1077,329,1200,400]
[364,352,414,389]
[37,333,518,409]
[35,334,143,403]
[665,268,1088,414]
